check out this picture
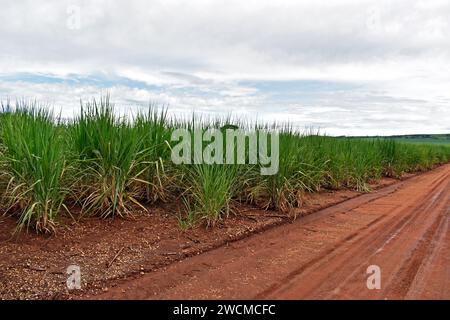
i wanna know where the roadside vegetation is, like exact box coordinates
[1,98,450,233]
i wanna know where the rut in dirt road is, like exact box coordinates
[97,164,450,300]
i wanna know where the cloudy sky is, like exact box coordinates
[0,0,449,135]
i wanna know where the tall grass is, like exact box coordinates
[249,133,450,212]
[0,104,67,233]
[133,108,173,203]
[69,97,147,218]
[172,118,252,226]
[179,163,244,226]
[249,130,329,212]
[0,98,449,232]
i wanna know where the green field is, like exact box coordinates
[2,98,450,233]
[348,134,450,145]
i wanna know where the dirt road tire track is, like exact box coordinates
[96,164,450,300]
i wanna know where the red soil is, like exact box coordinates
[2,166,447,300]
[96,164,450,300]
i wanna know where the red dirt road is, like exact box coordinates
[98,164,450,300]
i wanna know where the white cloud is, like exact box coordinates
[0,0,449,135]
